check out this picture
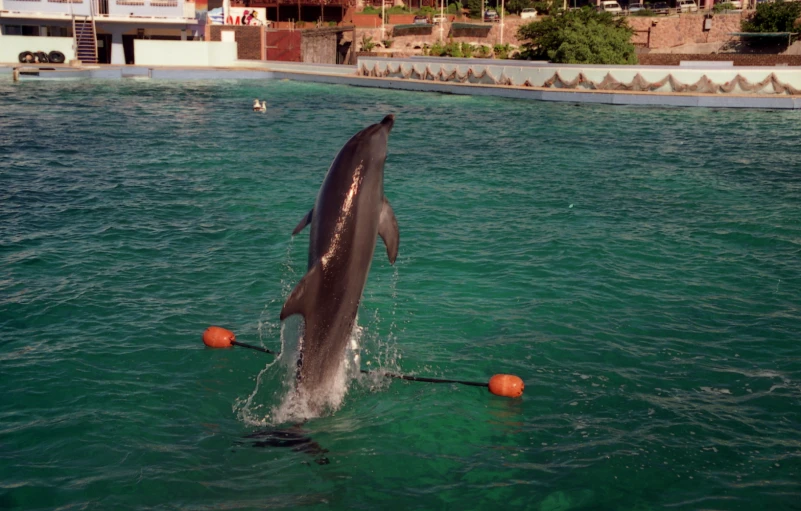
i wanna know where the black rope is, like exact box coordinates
[227,340,488,387]
[360,369,488,388]
[231,340,278,355]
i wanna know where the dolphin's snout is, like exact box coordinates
[381,114,395,131]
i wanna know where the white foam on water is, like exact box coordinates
[270,317,364,424]
[237,236,403,426]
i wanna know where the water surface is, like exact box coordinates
[1,78,800,510]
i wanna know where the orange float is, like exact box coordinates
[203,326,236,348]
[488,374,524,398]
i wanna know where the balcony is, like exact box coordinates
[0,0,196,20]
[107,0,194,20]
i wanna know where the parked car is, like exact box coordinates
[413,15,429,24]
[649,1,670,14]
[520,7,537,18]
[628,2,646,12]
[484,10,499,21]
[598,0,623,13]
[432,14,447,23]
[677,0,698,12]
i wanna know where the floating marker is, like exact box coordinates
[202,326,236,348]
[203,327,522,397]
[488,374,525,398]
[202,326,278,354]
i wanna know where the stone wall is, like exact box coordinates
[627,12,746,49]
[208,25,262,60]
[638,53,801,66]
[301,29,345,63]
[352,13,749,53]
[355,18,530,52]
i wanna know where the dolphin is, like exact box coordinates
[280,114,399,409]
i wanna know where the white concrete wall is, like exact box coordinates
[0,35,75,64]
[359,57,801,95]
[133,40,237,66]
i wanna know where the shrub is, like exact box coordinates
[386,5,411,14]
[476,44,492,57]
[429,40,446,56]
[361,34,376,52]
[467,0,483,18]
[494,43,512,59]
[447,1,463,15]
[383,39,394,48]
[517,7,637,64]
[712,2,735,12]
[461,42,475,57]
[532,0,559,15]
[741,0,801,32]
[442,40,462,57]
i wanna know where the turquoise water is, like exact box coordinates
[2,77,800,510]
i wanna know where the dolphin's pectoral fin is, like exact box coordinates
[292,208,314,236]
[280,263,323,321]
[378,197,399,265]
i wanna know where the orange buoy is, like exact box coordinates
[488,374,524,398]
[203,326,236,348]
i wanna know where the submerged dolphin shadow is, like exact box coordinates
[237,425,330,465]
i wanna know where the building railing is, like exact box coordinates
[2,0,91,15]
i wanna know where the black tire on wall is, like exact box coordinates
[18,51,34,63]
[35,51,49,63]
[48,51,66,64]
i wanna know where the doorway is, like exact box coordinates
[96,33,112,63]
[122,34,136,64]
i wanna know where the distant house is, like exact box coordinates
[0,0,202,64]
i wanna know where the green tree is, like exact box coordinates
[517,7,637,64]
[506,0,535,15]
[447,1,463,15]
[467,0,483,18]
[741,0,801,32]
[531,0,560,15]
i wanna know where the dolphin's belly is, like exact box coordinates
[300,231,377,391]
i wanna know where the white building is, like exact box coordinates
[0,0,201,64]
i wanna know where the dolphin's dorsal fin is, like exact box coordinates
[280,263,323,321]
[378,197,399,265]
[292,208,314,235]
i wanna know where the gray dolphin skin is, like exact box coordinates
[280,114,399,405]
